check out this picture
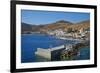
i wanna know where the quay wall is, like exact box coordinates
[51,48,65,61]
[35,45,66,60]
[35,48,51,60]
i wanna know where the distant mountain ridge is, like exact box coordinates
[21,20,90,34]
[21,23,32,32]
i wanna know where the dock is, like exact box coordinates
[35,45,72,60]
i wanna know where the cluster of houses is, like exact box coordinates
[46,28,90,40]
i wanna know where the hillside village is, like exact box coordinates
[45,27,89,40]
[22,20,90,40]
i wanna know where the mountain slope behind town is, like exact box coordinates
[21,20,90,33]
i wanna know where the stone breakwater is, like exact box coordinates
[35,40,89,61]
[35,45,66,60]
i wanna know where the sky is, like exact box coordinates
[21,10,90,25]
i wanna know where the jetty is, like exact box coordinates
[35,45,72,61]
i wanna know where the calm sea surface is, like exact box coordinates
[21,34,90,63]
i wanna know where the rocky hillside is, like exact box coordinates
[21,20,90,33]
[21,23,32,33]
[41,20,73,31]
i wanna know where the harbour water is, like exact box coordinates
[21,34,90,63]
